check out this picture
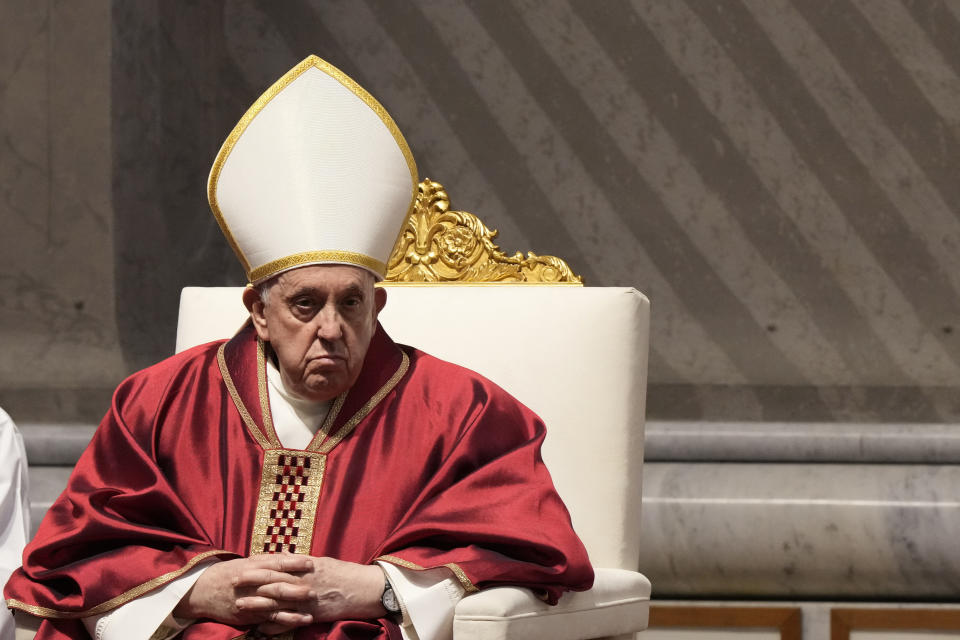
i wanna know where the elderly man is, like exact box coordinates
[4,56,592,640]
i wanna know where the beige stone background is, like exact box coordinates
[1,0,121,421]
[3,0,960,424]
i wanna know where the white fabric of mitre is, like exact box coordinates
[213,63,414,282]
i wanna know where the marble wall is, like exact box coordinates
[0,0,122,421]
[5,1,960,424]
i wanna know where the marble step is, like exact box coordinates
[20,423,95,465]
[645,420,960,463]
[639,461,960,599]
[20,421,960,465]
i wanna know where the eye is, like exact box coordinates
[291,297,317,313]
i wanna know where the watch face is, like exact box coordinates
[382,585,400,613]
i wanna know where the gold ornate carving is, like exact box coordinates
[385,179,583,284]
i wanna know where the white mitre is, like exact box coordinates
[208,55,418,283]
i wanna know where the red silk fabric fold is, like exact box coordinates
[6,324,593,639]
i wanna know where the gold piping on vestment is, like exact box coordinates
[444,562,479,593]
[375,555,478,593]
[308,391,346,452]
[5,550,230,619]
[149,626,175,640]
[249,450,326,557]
[316,351,409,454]
[218,343,271,449]
[250,251,387,284]
[207,54,419,283]
[256,339,281,447]
[376,554,425,571]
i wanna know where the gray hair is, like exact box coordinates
[256,279,276,306]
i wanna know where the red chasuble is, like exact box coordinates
[5,324,593,639]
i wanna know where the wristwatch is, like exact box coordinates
[381,578,401,614]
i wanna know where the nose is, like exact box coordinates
[315,306,344,341]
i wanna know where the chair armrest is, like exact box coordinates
[453,568,651,640]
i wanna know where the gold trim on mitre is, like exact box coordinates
[208,55,419,282]
[249,250,386,285]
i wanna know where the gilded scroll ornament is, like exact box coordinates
[385,179,582,284]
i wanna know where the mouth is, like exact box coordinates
[309,354,346,368]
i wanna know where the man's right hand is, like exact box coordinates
[174,554,317,629]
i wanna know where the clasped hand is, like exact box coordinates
[175,553,387,636]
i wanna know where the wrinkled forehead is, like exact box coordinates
[264,264,376,295]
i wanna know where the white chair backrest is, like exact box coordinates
[177,285,649,569]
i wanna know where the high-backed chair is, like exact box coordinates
[177,180,652,639]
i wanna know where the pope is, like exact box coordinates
[4,55,593,640]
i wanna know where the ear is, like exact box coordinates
[242,286,270,341]
[373,286,387,316]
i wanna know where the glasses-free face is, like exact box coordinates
[245,265,387,402]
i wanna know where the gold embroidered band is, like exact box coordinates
[218,343,272,449]
[256,339,281,447]
[248,250,387,284]
[251,450,326,555]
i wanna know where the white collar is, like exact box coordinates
[265,358,331,447]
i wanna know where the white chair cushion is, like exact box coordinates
[453,568,651,640]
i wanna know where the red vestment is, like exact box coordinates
[5,324,593,639]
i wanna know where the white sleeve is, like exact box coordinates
[82,560,216,640]
[378,562,466,640]
[0,409,29,640]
